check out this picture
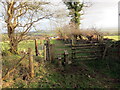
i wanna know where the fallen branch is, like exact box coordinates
[2,54,27,80]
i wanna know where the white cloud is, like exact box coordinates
[81,0,119,29]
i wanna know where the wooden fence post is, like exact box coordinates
[63,50,69,66]
[45,37,51,61]
[44,37,55,62]
[58,55,62,67]
[35,39,39,56]
[0,53,2,88]
[49,44,55,62]
[102,44,112,60]
[40,40,44,61]
[44,39,49,61]
[28,48,34,78]
[0,70,1,88]
[44,45,47,61]
[71,39,76,60]
[71,35,76,45]
[71,43,76,60]
[72,38,74,46]
[46,42,49,61]
[72,51,75,60]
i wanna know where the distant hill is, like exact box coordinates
[28,30,56,36]
[101,28,118,33]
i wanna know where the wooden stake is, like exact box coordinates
[45,38,50,61]
[35,39,39,56]
[28,48,34,78]
[102,44,112,60]
[64,50,69,65]
[40,40,44,61]
[49,44,55,62]
[72,38,74,46]
[58,56,62,67]
[44,45,47,61]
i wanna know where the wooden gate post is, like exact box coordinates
[45,37,51,61]
[49,44,55,62]
[58,56,62,67]
[72,51,75,60]
[71,38,76,60]
[40,40,44,61]
[35,39,39,56]
[72,38,74,46]
[28,48,34,78]
[44,45,47,61]
[46,40,49,61]
[63,50,69,66]
[71,35,76,45]
[71,36,77,60]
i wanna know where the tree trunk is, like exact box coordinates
[9,39,18,54]
[7,24,18,54]
[6,2,19,54]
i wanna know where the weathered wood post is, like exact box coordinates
[58,55,62,67]
[0,53,2,88]
[72,38,75,46]
[71,38,76,60]
[102,43,111,60]
[44,37,50,61]
[49,44,54,62]
[63,50,69,66]
[28,48,34,78]
[40,40,44,61]
[35,39,39,56]
[44,45,47,61]
[46,37,50,61]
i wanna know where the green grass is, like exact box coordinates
[1,40,44,55]
[50,39,120,88]
[104,36,120,41]
[51,40,72,54]
[2,39,120,88]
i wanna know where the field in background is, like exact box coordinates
[1,39,45,57]
[104,36,120,41]
[1,35,119,55]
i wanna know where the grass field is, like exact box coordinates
[1,40,45,55]
[1,36,120,88]
[104,36,120,41]
[1,35,119,51]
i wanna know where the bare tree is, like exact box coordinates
[81,27,103,41]
[55,23,82,40]
[92,27,103,41]
[0,0,53,53]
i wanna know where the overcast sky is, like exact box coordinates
[81,0,119,30]
[0,0,119,32]
[42,0,119,30]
